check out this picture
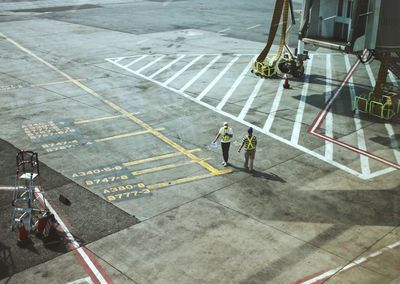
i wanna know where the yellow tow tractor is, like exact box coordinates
[252,0,309,79]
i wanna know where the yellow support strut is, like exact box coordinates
[355,52,400,120]
[253,0,289,78]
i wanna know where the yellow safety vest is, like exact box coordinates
[222,127,231,142]
[246,135,255,150]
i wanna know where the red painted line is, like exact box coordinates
[293,269,331,284]
[49,222,103,284]
[72,248,102,284]
[50,219,112,284]
[34,188,112,283]
[307,51,400,171]
[308,53,363,134]
[312,131,400,170]
[82,247,114,284]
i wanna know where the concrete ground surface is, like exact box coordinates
[0,1,399,283]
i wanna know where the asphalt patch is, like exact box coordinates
[0,139,138,280]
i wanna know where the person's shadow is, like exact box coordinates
[229,164,286,183]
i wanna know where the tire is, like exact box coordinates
[293,65,305,78]
[278,59,290,74]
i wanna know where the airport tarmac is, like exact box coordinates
[0,1,399,283]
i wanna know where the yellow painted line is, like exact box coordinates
[31,79,85,87]
[1,32,221,174]
[95,128,164,142]
[132,158,211,176]
[146,168,232,190]
[74,112,140,125]
[123,148,201,167]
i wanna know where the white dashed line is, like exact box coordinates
[325,54,333,160]
[246,24,261,30]
[218,28,231,33]
[291,55,313,144]
[197,56,240,101]
[123,55,148,68]
[136,55,166,73]
[344,55,370,176]
[180,55,221,92]
[217,56,256,110]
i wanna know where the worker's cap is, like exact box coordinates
[223,122,228,126]
[248,127,253,134]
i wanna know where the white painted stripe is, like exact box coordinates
[341,262,358,271]
[76,247,106,283]
[238,78,264,121]
[217,56,256,110]
[263,80,284,132]
[367,167,396,179]
[34,188,107,284]
[246,24,261,30]
[104,57,121,62]
[344,55,370,176]
[123,55,148,68]
[136,55,166,73]
[107,55,141,61]
[163,55,204,85]
[197,56,240,101]
[301,268,341,284]
[369,251,382,258]
[137,39,149,45]
[180,55,221,92]
[291,55,313,144]
[353,257,367,265]
[387,73,400,163]
[388,241,400,249]
[299,239,400,283]
[149,55,185,79]
[112,57,366,179]
[0,186,21,191]
[325,54,333,160]
[218,28,231,33]
[67,276,94,284]
[112,57,125,64]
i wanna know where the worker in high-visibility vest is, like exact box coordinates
[213,122,233,166]
[238,127,257,172]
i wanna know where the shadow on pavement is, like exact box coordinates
[0,242,15,280]
[370,134,400,149]
[229,164,286,183]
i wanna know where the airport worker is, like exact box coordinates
[238,127,257,172]
[212,122,233,166]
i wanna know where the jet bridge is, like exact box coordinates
[299,0,400,53]
[298,0,400,119]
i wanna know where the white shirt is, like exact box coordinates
[218,127,233,143]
